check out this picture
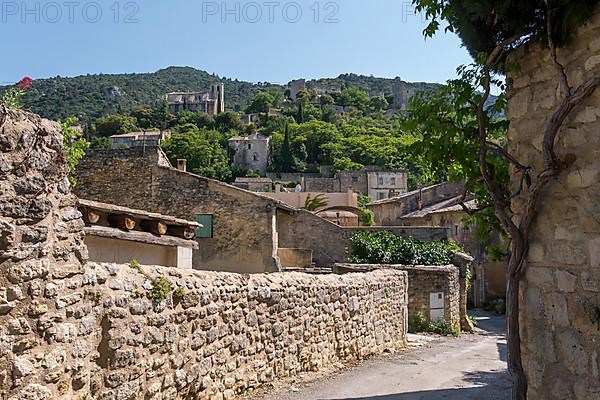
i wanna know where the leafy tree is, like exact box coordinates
[333,87,370,110]
[320,94,334,106]
[247,92,274,114]
[411,1,600,397]
[175,111,215,130]
[370,95,389,112]
[161,126,232,181]
[61,117,90,185]
[266,87,285,108]
[95,113,137,137]
[304,194,329,211]
[214,111,244,133]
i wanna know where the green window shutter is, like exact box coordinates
[196,214,213,238]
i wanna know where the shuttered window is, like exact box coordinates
[196,214,213,238]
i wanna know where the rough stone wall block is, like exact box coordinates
[0,107,89,399]
[507,7,600,400]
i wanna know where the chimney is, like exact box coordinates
[177,159,187,172]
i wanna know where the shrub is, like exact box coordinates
[148,277,172,303]
[348,231,461,265]
[129,259,143,274]
[173,287,186,304]
[428,319,460,337]
[408,312,429,333]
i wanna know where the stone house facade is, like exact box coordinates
[110,131,171,149]
[228,133,271,175]
[75,148,445,273]
[75,148,285,274]
[507,7,600,399]
[368,182,507,307]
[302,167,408,200]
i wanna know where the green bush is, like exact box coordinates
[148,277,173,303]
[348,231,460,265]
[408,312,429,333]
[428,319,460,337]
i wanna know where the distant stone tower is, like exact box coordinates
[210,83,225,114]
[393,81,416,111]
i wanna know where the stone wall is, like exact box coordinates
[277,208,450,267]
[75,149,280,273]
[0,108,92,399]
[0,108,409,399]
[507,8,600,400]
[80,264,407,400]
[336,264,460,328]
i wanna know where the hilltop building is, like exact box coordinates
[228,133,271,175]
[285,167,409,200]
[110,131,171,149]
[165,83,225,115]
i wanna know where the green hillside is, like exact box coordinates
[5,67,268,121]
[2,67,452,121]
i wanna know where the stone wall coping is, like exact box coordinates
[92,262,408,287]
[335,263,459,273]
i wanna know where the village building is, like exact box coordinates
[110,130,171,149]
[165,82,225,115]
[263,186,358,210]
[297,167,409,200]
[75,147,445,273]
[367,182,507,306]
[233,177,273,192]
[79,199,200,269]
[241,112,261,126]
[228,133,271,175]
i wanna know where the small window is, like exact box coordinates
[253,152,259,161]
[196,214,213,238]
[378,177,384,185]
[390,177,396,185]
[247,143,252,150]
[377,192,385,200]
[352,176,359,183]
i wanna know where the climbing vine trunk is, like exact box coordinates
[506,239,528,400]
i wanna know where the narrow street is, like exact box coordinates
[253,312,511,400]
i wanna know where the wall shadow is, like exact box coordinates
[325,370,511,400]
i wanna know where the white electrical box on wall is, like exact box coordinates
[430,292,445,322]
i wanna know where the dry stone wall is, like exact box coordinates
[335,264,460,328]
[0,108,409,399]
[507,7,600,400]
[84,264,408,400]
[0,107,91,399]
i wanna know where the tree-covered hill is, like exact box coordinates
[306,73,440,97]
[2,67,450,121]
[4,67,267,121]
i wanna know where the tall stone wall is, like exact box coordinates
[0,108,91,399]
[82,264,408,400]
[75,149,279,273]
[0,108,409,399]
[507,8,600,400]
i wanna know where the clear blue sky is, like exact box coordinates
[1,0,472,85]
